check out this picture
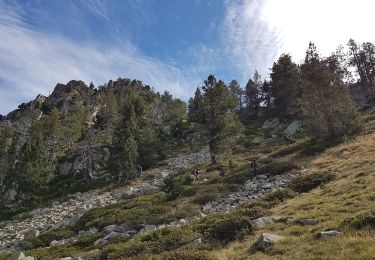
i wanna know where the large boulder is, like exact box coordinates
[262,118,281,129]
[255,233,284,250]
[250,217,275,229]
[283,121,302,136]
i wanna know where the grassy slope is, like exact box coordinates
[216,133,375,259]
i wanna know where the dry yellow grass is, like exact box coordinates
[215,133,375,259]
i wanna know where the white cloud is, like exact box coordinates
[0,4,198,115]
[222,0,375,80]
[222,0,281,80]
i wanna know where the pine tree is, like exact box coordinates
[300,44,363,138]
[14,134,51,200]
[245,71,262,116]
[117,103,138,180]
[188,87,205,123]
[201,75,244,164]
[228,80,243,112]
[269,54,301,117]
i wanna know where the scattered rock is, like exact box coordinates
[255,233,284,250]
[102,225,117,234]
[8,252,35,260]
[250,217,275,229]
[22,229,40,240]
[144,225,157,232]
[334,151,348,158]
[295,218,318,226]
[318,230,343,239]
[194,238,202,244]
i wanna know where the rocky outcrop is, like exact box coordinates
[43,80,94,113]
[202,173,295,213]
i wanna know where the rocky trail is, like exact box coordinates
[203,173,296,213]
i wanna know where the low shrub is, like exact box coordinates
[76,205,170,230]
[262,189,296,203]
[345,210,375,230]
[164,175,183,200]
[27,244,80,259]
[27,227,74,248]
[288,171,336,193]
[271,139,311,157]
[102,226,201,259]
[300,144,326,156]
[180,186,197,197]
[192,187,218,204]
[300,138,342,156]
[159,248,213,260]
[233,206,268,220]
[177,174,194,186]
[73,233,102,248]
[205,164,225,173]
[194,213,252,242]
[257,161,299,176]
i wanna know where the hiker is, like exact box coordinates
[219,167,225,176]
[84,154,93,184]
[192,169,200,180]
[136,164,143,177]
[250,158,257,177]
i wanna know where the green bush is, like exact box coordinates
[257,161,299,176]
[180,186,197,197]
[345,210,375,230]
[192,187,218,204]
[262,189,296,203]
[271,139,311,157]
[27,244,80,259]
[233,206,268,220]
[288,171,336,193]
[27,227,74,248]
[195,213,252,242]
[102,227,201,259]
[177,174,194,186]
[76,206,170,230]
[300,138,342,156]
[73,233,102,248]
[164,175,184,200]
[300,144,326,156]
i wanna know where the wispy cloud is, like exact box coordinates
[221,0,282,80]
[221,0,375,81]
[0,2,198,115]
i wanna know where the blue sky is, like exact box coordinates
[1,0,375,114]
